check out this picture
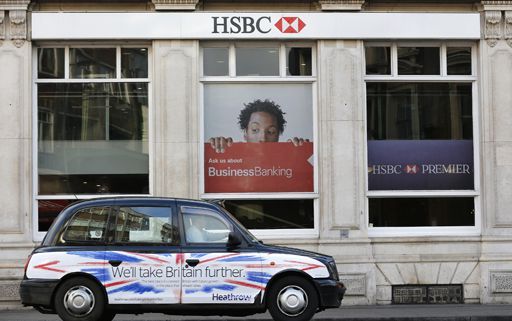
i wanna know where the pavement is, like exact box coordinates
[3,305,512,321]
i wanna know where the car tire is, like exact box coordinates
[100,310,116,321]
[267,276,319,321]
[54,277,107,321]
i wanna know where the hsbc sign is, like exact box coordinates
[31,12,480,40]
[212,16,306,34]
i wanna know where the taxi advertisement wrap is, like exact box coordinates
[26,251,329,304]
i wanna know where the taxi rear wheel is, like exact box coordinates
[54,277,111,321]
[267,276,318,321]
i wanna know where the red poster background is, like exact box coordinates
[204,142,313,193]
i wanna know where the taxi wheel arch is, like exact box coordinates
[266,273,319,321]
[53,275,112,321]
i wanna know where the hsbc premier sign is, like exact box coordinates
[31,12,480,40]
[212,16,306,34]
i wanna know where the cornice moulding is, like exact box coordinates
[318,0,365,11]
[0,0,30,11]
[151,0,199,10]
[482,1,512,10]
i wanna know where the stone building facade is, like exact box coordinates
[1,0,512,308]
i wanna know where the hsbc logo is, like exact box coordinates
[275,17,306,33]
[369,163,471,175]
[212,16,306,34]
[405,164,419,174]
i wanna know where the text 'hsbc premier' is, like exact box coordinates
[369,164,471,175]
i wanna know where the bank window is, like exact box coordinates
[201,42,317,237]
[236,47,279,76]
[365,42,478,233]
[397,46,440,75]
[34,45,151,237]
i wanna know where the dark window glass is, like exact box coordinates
[447,47,472,75]
[38,199,80,232]
[398,47,440,75]
[37,82,149,194]
[224,199,313,229]
[367,83,472,140]
[203,47,229,76]
[115,207,176,244]
[365,47,391,75]
[121,48,148,78]
[60,207,110,243]
[287,47,312,76]
[369,197,474,227]
[236,47,279,76]
[70,48,116,79]
[38,48,65,79]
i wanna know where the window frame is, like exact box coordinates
[199,41,319,240]
[363,41,481,237]
[32,43,153,242]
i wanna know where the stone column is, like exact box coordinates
[316,40,374,305]
[0,0,34,308]
[152,40,200,199]
[480,0,512,304]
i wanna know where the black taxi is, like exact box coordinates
[20,197,345,321]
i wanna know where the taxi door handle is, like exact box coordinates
[109,260,122,267]
[185,259,200,267]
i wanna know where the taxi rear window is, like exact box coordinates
[59,207,110,244]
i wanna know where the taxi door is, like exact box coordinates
[105,199,182,305]
[178,202,264,305]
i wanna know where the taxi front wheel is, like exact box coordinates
[54,277,115,321]
[267,276,319,321]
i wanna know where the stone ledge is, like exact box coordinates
[318,0,365,11]
[151,0,199,10]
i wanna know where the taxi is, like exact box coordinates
[20,197,345,321]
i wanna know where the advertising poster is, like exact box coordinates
[204,84,313,193]
[367,140,474,190]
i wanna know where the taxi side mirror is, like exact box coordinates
[227,231,242,249]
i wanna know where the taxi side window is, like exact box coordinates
[115,206,177,245]
[59,207,110,244]
[182,206,233,244]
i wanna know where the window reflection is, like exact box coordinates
[365,47,391,75]
[38,48,65,79]
[224,199,313,229]
[447,47,471,75]
[70,48,116,79]
[121,48,148,78]
[286,47,312,76]
[37,82,149,194]
[116,207,176,244]
[61,207,110,243]
[369,198,474,227]
[367,83,472,140]
[397,47,440,75]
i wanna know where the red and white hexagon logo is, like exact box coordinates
[274,17,306,33]
[405,164,419,174]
